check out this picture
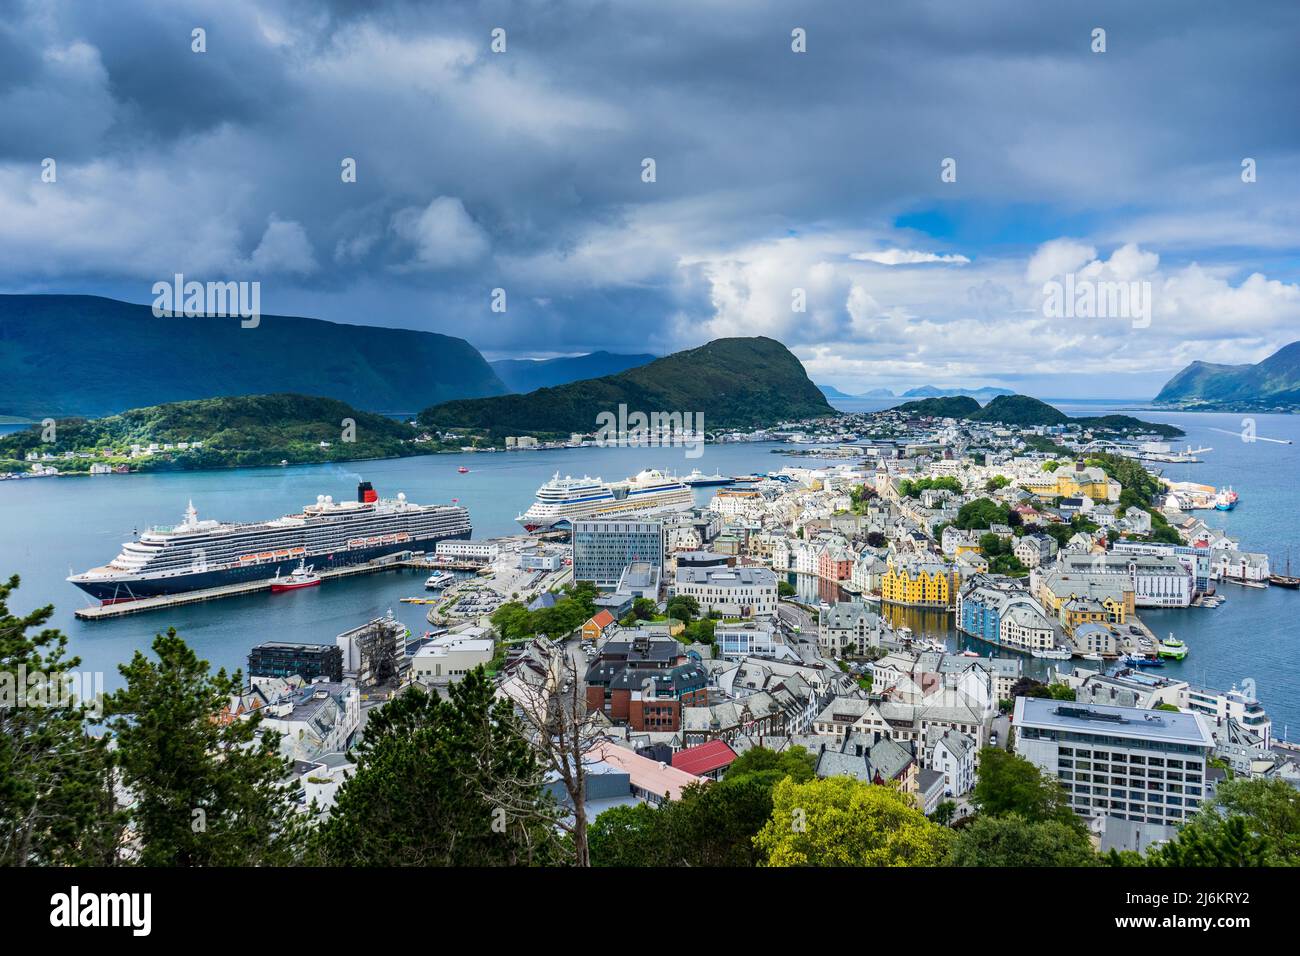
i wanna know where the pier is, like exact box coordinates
[74,554,428,621]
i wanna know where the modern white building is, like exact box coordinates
[1013,697,1215,852]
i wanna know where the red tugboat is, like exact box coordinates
[271,560,321,592]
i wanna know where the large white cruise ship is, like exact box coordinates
[517,469,694,532]
[69,482,471,603]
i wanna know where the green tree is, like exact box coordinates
[106,629,306,866]
[590,776,776,867]
[1144,816,1271,867]
[971,748,1084,834]
[0,575,122,866]
[956,498,1009,530]
[666,595,699,622]
[952,814,1097,866]
[631,597,657,621]
[313,670,554,866]
[756,777,954,866]
[778,580,796,598]
[726,745,817,789]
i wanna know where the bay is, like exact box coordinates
[1,400,1296,739]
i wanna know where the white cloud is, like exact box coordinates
[248,218,317,274]
[391,196,490,270]
[850,249,970,266]
[1026,238,1096,284]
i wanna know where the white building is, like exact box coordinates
[412,629,495,685]
[436,540,501,562]
[673,565,777,619]
[1014,698,1215,853]
[928,728,976,797]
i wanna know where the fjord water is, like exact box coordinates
[0,403,1296,739]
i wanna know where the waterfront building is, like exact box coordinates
[435,539,500,563]
[818,544,855,583]
[1036,570,1133,629]
[247,641,343,683]
[1013,698,1214,852]
[1056,553,1193,608]
[572,519,664,588]
[673,565,778,619]
[881,557,957,608]
[820,601,890,657]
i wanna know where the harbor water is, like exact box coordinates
[0,402,1296,738]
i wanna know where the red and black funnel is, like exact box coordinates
[358,481,377,503]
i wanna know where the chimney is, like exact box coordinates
[358,481,377,504]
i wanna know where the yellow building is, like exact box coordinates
[881,558,957,608]
[1037,573,1133,631]
[1022,462,1120,502]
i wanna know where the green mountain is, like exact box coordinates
[0,294,507,419]
[0,393,426,473]
[894,396,982,418]
[969,394,1070,426]
[894,393,1182,437]
[491,351,656,393]
[1154,342,1300,409]
[421,336,835,435]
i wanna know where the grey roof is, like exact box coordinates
[1014,697,1214,747]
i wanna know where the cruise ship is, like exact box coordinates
[516,469,694,532]
[68,482,471,603]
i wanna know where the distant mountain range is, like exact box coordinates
[894,393,1183,437]
[0,294,507,418]
[818,383,1014,401]
[423,336,835,435]
[1155,341,1300,410]
[491,351,656,393]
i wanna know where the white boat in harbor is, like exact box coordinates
[1031,647,1072,660]
[424,571,455,589]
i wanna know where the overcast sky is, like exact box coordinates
[3,0,1298,397]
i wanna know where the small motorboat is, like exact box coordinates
[1157,635,1189,660]
[457,466,470,474]
[1122,654,1164,668]
[271,561,320,592]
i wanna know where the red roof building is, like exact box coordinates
[671,740,738,780]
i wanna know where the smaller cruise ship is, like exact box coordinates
[516,469,694,532]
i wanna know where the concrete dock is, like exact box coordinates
[74,554,424,621]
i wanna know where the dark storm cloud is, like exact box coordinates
[1,0,1298,389]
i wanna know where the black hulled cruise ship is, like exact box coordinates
[68,482,471,603]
